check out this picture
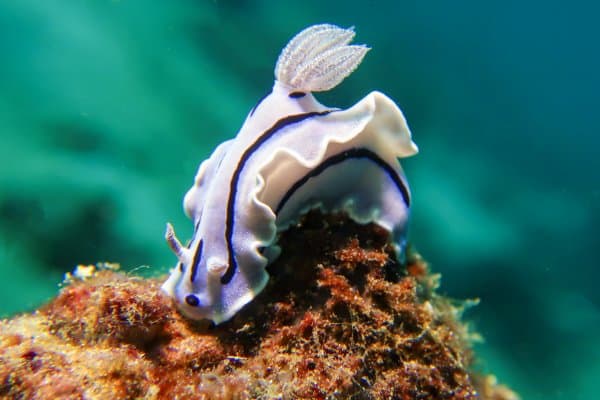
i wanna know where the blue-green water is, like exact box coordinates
[0,1,598,398]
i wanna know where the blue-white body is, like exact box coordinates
[162,24,418,324]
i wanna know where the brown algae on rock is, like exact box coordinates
[0,212,518,399]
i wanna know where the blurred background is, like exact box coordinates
[0,1,598,398]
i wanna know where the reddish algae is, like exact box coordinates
[0,212,518,399]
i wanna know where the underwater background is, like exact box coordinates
[0,1,597,399]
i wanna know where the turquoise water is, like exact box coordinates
[0,1,598,398]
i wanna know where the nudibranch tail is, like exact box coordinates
[275,24,369,92]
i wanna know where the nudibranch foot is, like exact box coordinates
[162,23,418,324]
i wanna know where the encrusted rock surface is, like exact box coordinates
[0,212,518,399]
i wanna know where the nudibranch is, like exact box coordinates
[162,24,418,324]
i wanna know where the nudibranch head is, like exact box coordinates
[162,24,418,324]
[161,224,211,319]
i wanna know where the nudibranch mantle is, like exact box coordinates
[162,24,418,324]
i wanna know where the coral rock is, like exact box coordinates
[0,212,518,399]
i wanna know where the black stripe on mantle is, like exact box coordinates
[221,110,333,284]
[275,147,410,215]
[190,239,204,284]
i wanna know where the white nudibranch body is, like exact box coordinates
[162,24,418,324]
